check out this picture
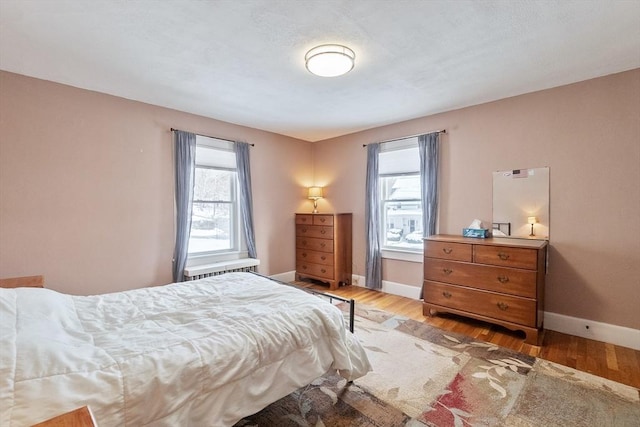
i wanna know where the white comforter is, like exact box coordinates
[0,273,371,426]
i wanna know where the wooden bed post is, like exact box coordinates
[0,275,44,288]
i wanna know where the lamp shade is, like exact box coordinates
[308,186,323,199]
[527,216,538,225]
[305,44,355,77]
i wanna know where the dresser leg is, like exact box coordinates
[422,304,435,317]
[524,327,541,346]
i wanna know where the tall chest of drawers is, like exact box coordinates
[423,234,547,345]
[295,213,352,290]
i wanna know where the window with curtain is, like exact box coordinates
[188,135,246,261]
[379,137,423,253]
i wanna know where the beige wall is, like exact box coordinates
[2,69,638,330]
[0,71,313,295]
[314,69,640,330]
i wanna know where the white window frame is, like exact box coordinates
[378,137,423,262]
[186,136,248,267]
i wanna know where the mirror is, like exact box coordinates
[492,167,549,240]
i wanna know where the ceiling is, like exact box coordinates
[1,1,639,142]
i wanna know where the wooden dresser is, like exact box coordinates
[423,234,547,345]
[295,213,352,290]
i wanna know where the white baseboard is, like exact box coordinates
[269,271,296,283]
[282,272,639,351]
[274,272,422,299]
[351,274,421,300]
[353,274,639,350]
[544,312,640,351]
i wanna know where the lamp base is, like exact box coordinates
[312,199,319,214]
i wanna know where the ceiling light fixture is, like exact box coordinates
[305,44,355,77]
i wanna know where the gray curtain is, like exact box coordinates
[418,132,440,299]
[365,143,382,290]
[234,142,257,259]
[418,132,440,237]
[172,130,196,282]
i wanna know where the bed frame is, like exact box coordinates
[258,273,356,333]
[0,275,44,289]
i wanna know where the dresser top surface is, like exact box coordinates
[425,234,548,249]
[295,213,352,216]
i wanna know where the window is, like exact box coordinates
[379,138,423,252]
[188,136,244,259]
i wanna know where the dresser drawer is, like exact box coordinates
[296,214,314,225]
[296,237,333,253]
[296,225,334,239]
[474,245,538,270]
[313,215,334,226]
[297,262,334,279]
[423,281,536,326]
[296,250,333,266]
[424,241,472,262]
[424,258,536,298]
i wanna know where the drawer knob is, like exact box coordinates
[301,240,307,246]
[302,253,307,258]
[497,275,509,284]
[321,268,327,273]
[497,252,510,261]
[442,268,453,275]
[301,227,308,233]
[302,265,307,270]
[442,291,452,298]
[497,302,509,311]
[442,248,453,254]
[320,218,326,222]
[321,256,326,261]
[320,243,326,248]
[320,229,327,234]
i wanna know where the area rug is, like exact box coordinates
[236,305,640,426]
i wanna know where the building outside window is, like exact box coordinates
[379,137,423,252]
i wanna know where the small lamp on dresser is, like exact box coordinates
[527,216,538,236]
[308,186,323,213]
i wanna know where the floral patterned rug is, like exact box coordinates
[236,305,640,426]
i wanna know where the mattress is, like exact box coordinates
[0,272,371,426]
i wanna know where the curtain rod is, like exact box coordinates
[170,128,254,146]
[362,129,446,147]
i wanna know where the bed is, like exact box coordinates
[0,272,371,426]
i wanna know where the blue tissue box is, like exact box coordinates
[462,228,489,238]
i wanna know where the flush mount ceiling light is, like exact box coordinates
[305,44,355,77]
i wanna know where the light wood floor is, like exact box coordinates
[298,281,640,390]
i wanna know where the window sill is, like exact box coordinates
[186,251,249,268]
[381,248,423,263]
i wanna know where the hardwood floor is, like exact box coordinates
[298,280,640,389]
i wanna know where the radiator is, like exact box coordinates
[186,265,258,281]
[184,259,260,281]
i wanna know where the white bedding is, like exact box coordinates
[0,272,371,426]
